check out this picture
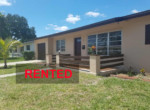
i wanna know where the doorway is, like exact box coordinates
[74,37,81,56]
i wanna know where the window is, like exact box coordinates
[97,33,108,55]
[20,46,24,52]
[14,48,17,52]
[145,24,150,44]
[56,40,65,52]
[26,45,30,51]
[88,31,122,56]
[109,31,121,55]
[88,35,96,54]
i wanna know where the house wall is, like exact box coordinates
[10,41,35,57]
[35,15,150,72]
[52,23,122,56]
[34,38,53,59]
[24,42,34,51]
[121,15,150,72]
[34,38,48,59]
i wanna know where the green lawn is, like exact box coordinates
[0,57,24,63]
[0,66,16,75]
[0,63,46,75]
[0,72,150,110]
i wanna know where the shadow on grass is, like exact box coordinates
[0,66,14,69]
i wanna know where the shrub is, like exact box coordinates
[23,51,35,60]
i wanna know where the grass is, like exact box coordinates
[0,63,46,75]
[0,66,16,75]
[0,57,24,63]
[0,72,150,110]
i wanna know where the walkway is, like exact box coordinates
[0,60,45,67]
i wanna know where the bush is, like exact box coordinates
[23,51,35,60]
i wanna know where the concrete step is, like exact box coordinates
[99,66,124,76]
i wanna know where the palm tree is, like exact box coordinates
[0,38,22,68]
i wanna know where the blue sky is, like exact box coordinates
[0,0,150,37]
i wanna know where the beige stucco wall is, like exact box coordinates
[34,38,47,59]
[35,15,150,72]
[121,15,150,72]
[34,37,53,59]
[52,23,122,56]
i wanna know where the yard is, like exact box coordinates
[0,57,24,63]
[0,71,150,110]
[0,63,46,75]
[0,66,16,75]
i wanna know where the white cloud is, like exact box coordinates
[45,24,68,31]
[85,11,105,17]
[66,14,80,24]
[131,9,140,14]
[0,0,11,6]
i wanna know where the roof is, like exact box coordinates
[36,9,150,40]
[23,40,34,44]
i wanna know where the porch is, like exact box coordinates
[46,54,124,76]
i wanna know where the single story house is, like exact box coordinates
[35,10,150,72]
[10,41,35,57]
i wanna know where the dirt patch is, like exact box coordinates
[110,74,150,82]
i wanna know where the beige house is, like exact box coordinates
[34,10,150,72]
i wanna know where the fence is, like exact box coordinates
[46,54,124,75]
[100,54,124,69]
[60,56,89,68]
[52,54,70,63]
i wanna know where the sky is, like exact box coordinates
[0,0,150,37]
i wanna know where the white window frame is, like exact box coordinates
[56,40,65,52]
[26,45,30,51]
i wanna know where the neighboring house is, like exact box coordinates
[10,41,35,57]
[34,10,150,72]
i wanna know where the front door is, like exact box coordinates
[38,43,46,60]
[74,37,81,56]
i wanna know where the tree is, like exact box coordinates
[0,13,10,40]
[0,12,36,42]
[0,38,22,68]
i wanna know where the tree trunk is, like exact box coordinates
[4,59,7,68]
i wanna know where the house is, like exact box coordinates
[10,41,35,57]
[34,10,150,72]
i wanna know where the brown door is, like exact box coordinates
[38,43,46,60]
[74,37,81,56]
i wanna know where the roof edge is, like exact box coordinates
[36,9,150,40]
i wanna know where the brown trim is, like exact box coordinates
[101,54,124,59]
[101,58,124,64]
[60,56,89,59]
[101,62,124,69]
[60,63,89,68]
[60,60,89,64]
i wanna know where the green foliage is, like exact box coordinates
[0,57,24,63]
[0,37,22,68]
[0,13,9,39]
[140,68,146,76]
[0,13,36,42]
[126,66,136,76]
[23,51,35,60]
